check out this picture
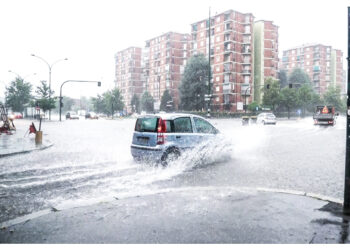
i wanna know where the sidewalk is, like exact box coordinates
[0,120,53,158]
[0,188,349,243]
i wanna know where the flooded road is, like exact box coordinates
[0,116,346,224]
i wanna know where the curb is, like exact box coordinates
[0,143,54,158]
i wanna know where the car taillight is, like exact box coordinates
[157,118,167,145]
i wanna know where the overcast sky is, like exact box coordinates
[0,0,348,99]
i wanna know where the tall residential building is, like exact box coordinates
[281,44,344,95]
[331,49,345,93]
[115,47,144,113]
[144,32,190,110]
[191,9,254,112]
[253,20,279,104]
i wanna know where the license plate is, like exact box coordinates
[137,137,149,144]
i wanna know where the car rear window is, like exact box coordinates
[135,117,158,132]
[135,117,173,133]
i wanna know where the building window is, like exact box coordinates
[216,86,220,92]
[216,26,221,32]
[216,36,220,42]
[216,76,220,82]
[201,32,204,37]
[216,16,221,23]
[200,40,204,47]
[216,56,220,62]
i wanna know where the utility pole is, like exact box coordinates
[344,7,350,213]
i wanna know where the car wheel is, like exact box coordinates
[161,148,180,166]
[262,120,265,125]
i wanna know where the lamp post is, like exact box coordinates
[244,86,251,113]
[31,54,68,120]
[8,70,37,81]
[59,80,101,121]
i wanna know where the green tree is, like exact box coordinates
[323,85,345,112]
[141,91,155,113]
[247,101,259,112]
[104,88,124,117]
[297,84,313,117]
[91,94,106,114]
[288,68,310,85]
[130,94,140,113]
[279,87,298,119]
[262,77,280,111]
[278,70,288,89]
[160,89,173,111]
[179,54,210,111]
[35,81,56,113]
[5,77,32,115]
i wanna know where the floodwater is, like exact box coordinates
[0,116,346,225]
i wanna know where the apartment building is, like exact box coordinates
[115,47,144,113]
[331,49,345,93]
[191,9,254,112]
[253,20,279,104]
[144,32,190,110]
[281,44,344,95]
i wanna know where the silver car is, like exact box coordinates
[257,112,277,125]
[130,113,219,165]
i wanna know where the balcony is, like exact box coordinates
[223,83,232,94]
[313,65,320,72]
[242,70,251,75]
[242,38,251,44]
[242,49,251,55]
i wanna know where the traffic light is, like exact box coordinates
[97,82,101,87]
[289,84,293,88]
[266,84,270,89]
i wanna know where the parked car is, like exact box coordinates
[8,112,23,119]
[86,112,98,119]
[257,112,277,125]
[130,113,220,166]
[66,111,79,120]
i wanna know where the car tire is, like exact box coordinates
[161,148,180,167]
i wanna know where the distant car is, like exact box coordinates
[130,113,220,166]
[14,112,23,119]
[257,113,276,125]
[86,112,98,119]
[66,111,79,120]
[8,112,23,119]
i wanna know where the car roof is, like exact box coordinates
[137,113,207,120]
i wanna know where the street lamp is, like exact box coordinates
[8,70,37,80]
[59,80,101,121]
[244,86,251,113]
[31,54,68,120]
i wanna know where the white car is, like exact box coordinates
[257,113,277,125]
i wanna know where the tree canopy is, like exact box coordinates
[179,54,210,111]
[5,77,32,114]
[141,91,155,113]
[262,77,280,111]
[131,94,141,113]
[160,89,173,111]
[104,88,124,117]
[35,81,56,113]
[288,68,310,85]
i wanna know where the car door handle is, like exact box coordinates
[176,136,181,139]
